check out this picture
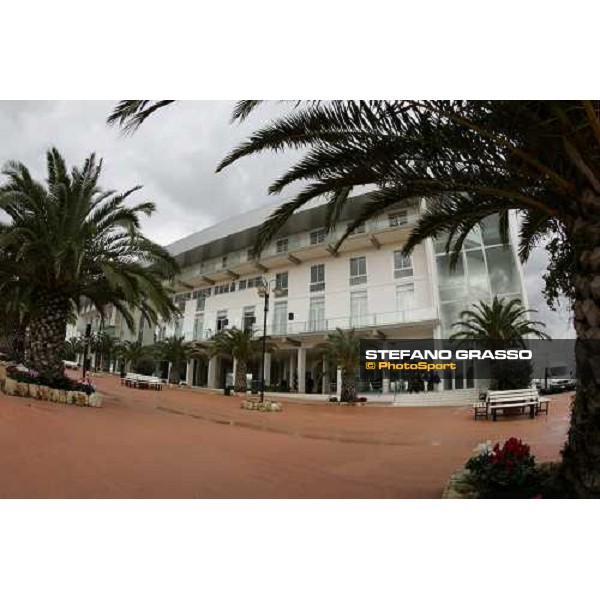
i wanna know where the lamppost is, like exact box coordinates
[256,277,283,402]
[82,323,92,380]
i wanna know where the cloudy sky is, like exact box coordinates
[0,100,574,337]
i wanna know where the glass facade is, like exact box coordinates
[434,216,524,336]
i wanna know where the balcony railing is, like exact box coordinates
[177,211,421,282]
[176,307,436,341]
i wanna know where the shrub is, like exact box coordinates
[466,437,539,498]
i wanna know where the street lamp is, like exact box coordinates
[256,277,284,402]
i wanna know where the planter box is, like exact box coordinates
[4,377,17,395]
[88,393,102,408]
[15,382,29,397]
[75,392,88,406]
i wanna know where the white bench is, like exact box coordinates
[474,388,542,421]
[121,373,163,390]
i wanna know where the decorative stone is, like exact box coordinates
[29,384,40,399]
[4,378,17,395]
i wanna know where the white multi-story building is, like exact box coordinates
[150,192,527,393]
[68,192,527,392]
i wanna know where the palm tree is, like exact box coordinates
[151,335,207,384]
[0,148,178,380]
[322,328,361,402]
[62,336,85,362]
[115,340,149,373]
[450,297,550,343]
[451,297,550,391]
[92,331,119,371]
[210,327,274,392]
[107,100,600,496]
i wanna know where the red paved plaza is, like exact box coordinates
[0,374,572,498]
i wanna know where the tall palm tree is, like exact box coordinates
[322,328,361,402]
[62,336,85,362]
[92,331,119,371]
[0,148,178,380]
[151,335,207,384]
[450,296,550,343]
[451,296,550,391]
[107,100,600,496]
[210,327,274,392]
[116,340,149,373]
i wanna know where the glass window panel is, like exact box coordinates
[485,246,520,295]
[273,301,288,335]
[350,291,368,327]
[465,249,490,295]
[480,214,503,246]
[436,254,465,288]
[309,298,326,331]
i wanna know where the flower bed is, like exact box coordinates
[0,361,102,408]
[443,438,562,498]
[241,398,282,412]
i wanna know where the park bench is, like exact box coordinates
[121,373,163,390]
[473,388,542,421]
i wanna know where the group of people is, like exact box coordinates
[406,372,441,394]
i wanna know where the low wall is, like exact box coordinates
[0,361,102,408]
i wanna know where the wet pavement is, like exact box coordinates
[0,374,572,498]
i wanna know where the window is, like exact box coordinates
[351,223,366,235]
[247,249,255,261]
[275,272,289,296]
[216,310,228,332]
[174,318,183,338]
[310,229,326,245]
[276,238,289,254]
[193,315,204,340]
[249,276,263,289]
[238,279,247,291]
[272,301,288,335]
[388,210,408,228]
[349,257,367,285]
[193,288,211,299]
[196,296,206,312]
[309,297,325,332]
[350,291,368,327]
[310,264,325,292]
[222,256,228,268]
[177,301,186,313]
[393,251,413,278]
[243,306,256,333]
[214,282,236,295]
[396,283,416,317]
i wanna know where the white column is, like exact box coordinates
[336,367,343,398]
[297,347,306,394]
[264,352,272,386]
[322,357,330,394]
[382,377,390,393]
[187,359,194,385]
[289,353,296,390]
[167,361,172,383]
[207,355,218,388]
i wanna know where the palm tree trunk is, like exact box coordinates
[341,372,357,402]
[235,359,247,392]
[561,232,600,497]
[28,296,69,379]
